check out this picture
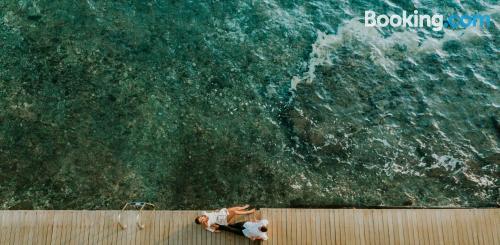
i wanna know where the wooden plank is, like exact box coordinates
[94,211,103,244]
[187,211,199,244]
[427,210,437,245]
[13,211,22,245]
[169,210,179,245]
[283,209,291,245]
[44,211,55,245]
[470,209,486,244]
[37,211,46,245]
[10,211,17,245]
[0,211,7,244]
[65,211,75,245]
[39,211,51,245]
[312,209,321,245]
[99,211,106,245]
[382,209,391,245]
[28,210,36,244]
[129,211,140,245]
[413,210,423,245]
[484,209,497,245]
[27,210,36,244]
[449,209,461,245]
[178,211,185,245]
[490,209,500,244]
[267,208,275,245]
[362,209,373,245]
[14,211,22,245]
[438,210,450,245]
[144,211,155,245]
[335,209,344,245]
[467,209,479,245]
[49,211,61,245]
[457,210,468,245]
[77,210,86,245]
[476,210,489,245]
[135,211,144,245]
[420,210,431,245]
[1,211,12,245]
[82,211,90,245]
[292,209,300,245]
[84,210,94,245]
[156,210,164,243]
[152,210,159,244]
[326,210,332,245]
[307,209,314,245]
[121,211,131,245]
[60,211,69,245]
[18,211,28,245]
[31,210,40,245]
[271,209,285,245]
[273,209,279,245]
[431,210,444,245]
[385,209,395,245]
[408,210,425,245]
[0,211,5,245]
[186,211,196,245]
[454,209,466,245]
[461,209,474,245]
[372,209,382,245]
[357,209,367,245]
[344,209,355,245]
[320,209,328,245]
[107,210,120,245]
[78,210,86,245]
[402,210,410,245]
[395,210,405,245]
[447,209,458,245]
[90,211,101,245]
[7,211,15,245]
[471,209,482,245]
[100,211,110,245]
[391,210,399,245]
[161,210,170,244]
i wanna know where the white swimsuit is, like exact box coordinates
[202,208,229,232]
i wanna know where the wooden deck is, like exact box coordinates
[0,209,498,244]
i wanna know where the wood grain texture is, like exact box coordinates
[0,209,497,244]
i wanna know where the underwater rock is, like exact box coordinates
[482,153,500,165]
[308,131,325,146]
[491,117,500,139]
[9,200,34,210]
[427,166,448,178]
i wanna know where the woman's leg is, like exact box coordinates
[227,205,250,213]
[234,208,256,215]
[226,206,255,224]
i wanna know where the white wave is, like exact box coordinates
[291,6,498,90]
[429,154,463,171]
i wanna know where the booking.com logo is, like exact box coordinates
[365,10,492,31]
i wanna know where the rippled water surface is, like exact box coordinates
[0,0,498,209]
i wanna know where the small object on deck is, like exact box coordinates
[117,202,155,230]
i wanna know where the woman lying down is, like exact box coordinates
[195,205,269,241]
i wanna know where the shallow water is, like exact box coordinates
[0,0,498,209]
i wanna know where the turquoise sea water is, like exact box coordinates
[0,0,498,209]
